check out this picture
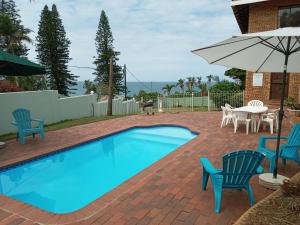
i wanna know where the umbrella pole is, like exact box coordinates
[273,36,291,179]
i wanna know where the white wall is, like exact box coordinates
[57,95,97,121]
[0,91,96,135]
[0,90,140,135]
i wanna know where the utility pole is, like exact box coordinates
[123,64,127,100]
[107,57,113,116]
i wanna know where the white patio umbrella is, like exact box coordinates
[192,27,300,180]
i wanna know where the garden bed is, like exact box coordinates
[234,172,300,225]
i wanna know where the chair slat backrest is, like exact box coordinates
[12,109,32,129]
[287,123,300,145]
[221,106,227,117]
[248,100,263,107]
[222,150,264,187]
[225,103,233,109]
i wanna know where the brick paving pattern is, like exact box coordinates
[0,112,298,225]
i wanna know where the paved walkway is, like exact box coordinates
[0,112,298,225]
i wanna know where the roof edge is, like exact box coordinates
[231,0,269,6]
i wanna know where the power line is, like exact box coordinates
[69,65,96,69]
[125,67,151,91]
[69,64,152,92]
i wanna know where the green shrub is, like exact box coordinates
[133,90,159,101]
[210,81,243,110]
[209,80,241,92]
[210,92,243,110]
[285,97,300,110]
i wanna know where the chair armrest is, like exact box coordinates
[11,121,17,126]
[31,119,43,123]
[199,157,219,174]
[281,144,300,149]
[31,119,44,124]
[31,119,44,129]
[258,136,288,148]
[256,166,264,174]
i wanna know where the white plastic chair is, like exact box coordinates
[257,109,279,134]
[221,106,234,128]
[247,100,263,107]
[233,112,252,135]
[225,103,235,109]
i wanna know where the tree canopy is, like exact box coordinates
[0,0,30,56]
[210,80,241,92]
[0,0,47,91]
[162,84,175,95]
[176,78,185,93]
[224,68,246,89]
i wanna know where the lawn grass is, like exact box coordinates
[0,115,122,142]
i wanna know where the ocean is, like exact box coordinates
[72,81,193,96]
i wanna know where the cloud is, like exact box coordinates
[17,0,240,81]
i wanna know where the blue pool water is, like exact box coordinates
[0,126,197,214]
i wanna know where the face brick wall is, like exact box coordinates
[244,0,300,105]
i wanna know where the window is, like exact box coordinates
[278,5,300,28]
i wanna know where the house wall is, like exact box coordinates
[0,90,140,135]
[244,0,300,104]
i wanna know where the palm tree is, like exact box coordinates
[186,77,196,93]
[212,75,220,82]
[206,74,213,83]
[83,80,97,94]
[0,13,32,86]
[196,76,208,95]
[162,84,175,96]
[0,13,32,54]
[176,78,185,93]
[196,76,202,89]
[199,83,208,95]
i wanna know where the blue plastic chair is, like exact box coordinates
[199,150,265,213]
[12,109,45,144]
[257,123,300,172]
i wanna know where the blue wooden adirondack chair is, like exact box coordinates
[12,108,45,144]
[257,123,300,172]
[199,150,265,213]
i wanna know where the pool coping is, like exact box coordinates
[0,123,204,225]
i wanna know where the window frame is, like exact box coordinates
[278,4,300,28]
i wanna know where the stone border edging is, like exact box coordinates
[234,172,300,225]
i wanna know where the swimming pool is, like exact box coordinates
[0,126,197,214]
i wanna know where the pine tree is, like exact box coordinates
[94,10,124,95]
[36,4,78,96]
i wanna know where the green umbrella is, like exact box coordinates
[0,50,46,76]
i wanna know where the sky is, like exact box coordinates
[18,0,240,82]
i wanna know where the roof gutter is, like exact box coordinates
[231,0,269,6]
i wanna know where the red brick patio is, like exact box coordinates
[0,112,299,225]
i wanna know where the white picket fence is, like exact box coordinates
[95,99,140,116]
[140,91,244,112]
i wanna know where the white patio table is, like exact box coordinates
[232,106,268,132]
